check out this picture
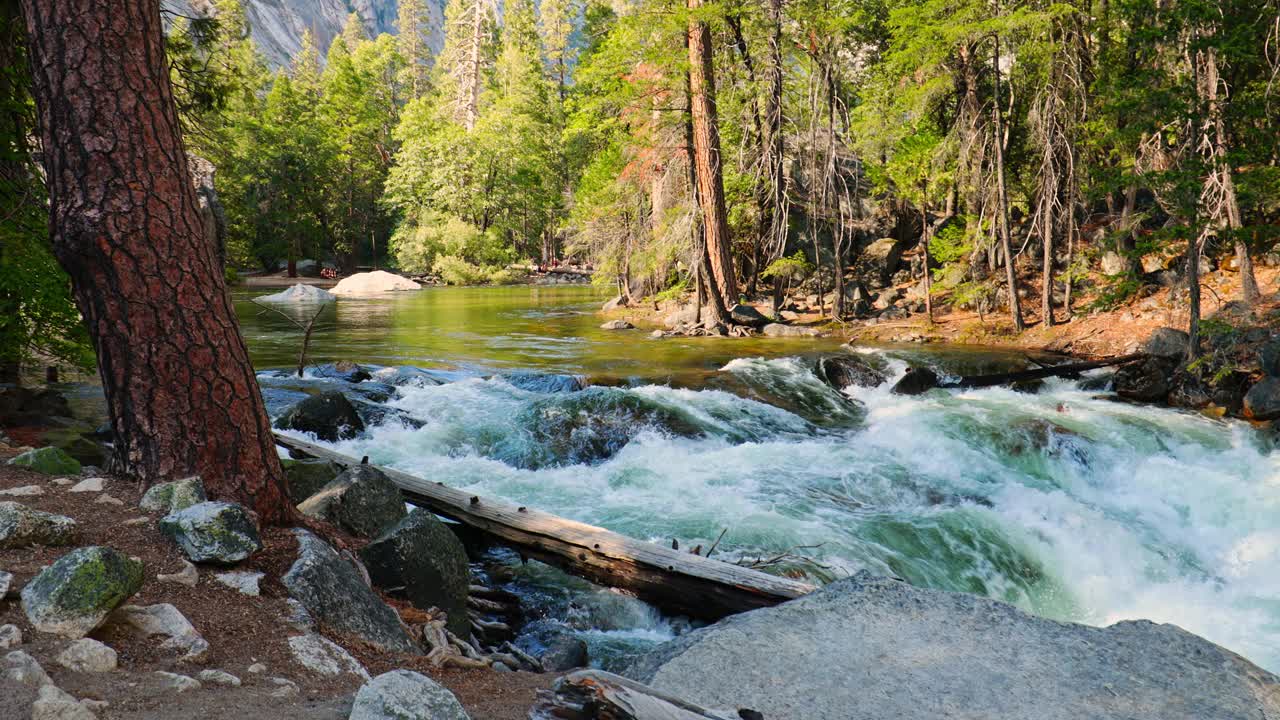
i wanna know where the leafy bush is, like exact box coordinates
[432,255,492,285]
[761,251,814,282]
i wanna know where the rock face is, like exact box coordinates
[298,465,407,539]
[359,509,470,637]
[331,270,422,297]
[8,447,80,476]
[21,547,144,639]
[1244,377,1280,421]
[159,501,263,564]
[349,670,471,720]
[139,476,208,514]
[818,356,887,390]
[282,530,418,653]
[0,501,78,548]
[1113,357,1174,402]
[628,572,1280,720]
[852,237,911,288]
[256,283,337,304]
[274,391,366,441]
[281,458,343,503]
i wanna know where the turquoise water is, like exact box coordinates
[239,285,1280,672]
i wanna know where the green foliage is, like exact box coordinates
[929,219,972,266]
[761,252,815,282]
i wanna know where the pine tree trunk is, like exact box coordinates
[763,0,787,263]
[687,0,738,306]
[1187,238,1201,360]
[992,35,1024,331]
[19,0,292,523]
[1203,48,1261,305]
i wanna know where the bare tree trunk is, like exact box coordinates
[992,35,1024,331]
[19,0,292,523]
[687,0,738,306]
[921,202,934,321]
[463,1,485,131]
[1187,238,1201,360]
[1202,48,1260,305]
[763,0,788,264]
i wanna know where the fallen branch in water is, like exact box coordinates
[251,299,331,377]
[893,353,1146,395]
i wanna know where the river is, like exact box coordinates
[236,285,1280,673]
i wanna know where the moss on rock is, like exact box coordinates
[20,546,144,638]
[8,446,81,476]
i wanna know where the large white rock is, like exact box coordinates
[108,604,208,663]
[68,477,105,493]
[330,271,421,297]
[56,638,118,673]
[4,649,53,687]
[349,670,470,720]
[257,283,337,304]
[287,633,369,679]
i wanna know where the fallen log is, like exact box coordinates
[529,670,753,720]
[891,353,1145,395]
[274,433,815,620]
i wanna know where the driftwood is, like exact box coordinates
[274,434,815,620]
[529,670,754,720]
[894,353,1144,395]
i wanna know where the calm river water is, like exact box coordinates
[236,285,1280,672]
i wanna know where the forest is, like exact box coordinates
[3,0,1280,372]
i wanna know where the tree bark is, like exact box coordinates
[19,0,292,523]
[762,0,787,265]
[687,0,738,306]
[1202,47,1260,305]
[991,35,1024,331]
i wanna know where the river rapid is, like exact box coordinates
[238,285,1280,673]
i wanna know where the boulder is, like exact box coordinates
[256,283,337,304]
[8,447,80,476]
[501,371,588,393]
[159,501,262,564]
[42,431,107,468]
[663,305,700,329]
[1113,358,1175,402]
[890,367,940,395]
[853,237,910,288]
[274,391,366,441]
[4,649,52,687]
[56,638,118,673]
[1100,250,1128,276]
[68,477,105,493]
[1261,337,1280,377]
[139,476,207,514]
[213,571,263,596]
[600,319,634,330]
[197,669,241,687]
[155,671,201,692]
[0,386,71,425]
[1244,377,1280,421]
[108,604,208,662]
[287,633,369,679]
[601,296,627,312]
[297,465,406,539]
[0,569,11,598]
[330,271,422,297]
[349,670,471,720]
[21,547,144,639]
[818,356,887,390]
[0,484,43,496]
[282,530,418,654]
[281,458,343,503]
[316,360,373,383]
[628,572,1280,720]
[761,323,822,337]
[728,304,769,328]
[1144,327,1190,359]
[541,634,589,672]
[32,684,95,720]
[359,509,470,637]
[157,561,199,588]
[0,624,23,649]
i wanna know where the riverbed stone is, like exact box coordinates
[197,669,241,687]
[281,458,342,503]
[1261,337,1280,376]
[282,530,418,654]
[21,547,144,639]
[627,571,1280,720]
[359,509,470,637]
[0,484,43,496]
[890,366,940,395]
[8,447,80,476]
[0,624,20,649]
[728,304,769,328]
[1113,357,1174,402]
[287,633,369,679]
[32,683,96,720]
[761,323,822,337]
[139,476,207,514]
[214,571,263,596]
[274,391,365,441]
[297,465,406,539]
[1244,377,1280,421]
[4,649,52,686]
[315,360,373,383]
[68,477,105,493]
[155,671,201,693]
[600,319,634,330]
[349,670,470,720]
[56,638,118,673]
[108,604,208,662]
[818,355,887,390]
[157,561,199,588]
[501,371,588,393]
[159,501,262,564]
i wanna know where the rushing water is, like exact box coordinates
[237,285,1280,672]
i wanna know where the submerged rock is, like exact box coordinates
[818,355,887,390]
[297,465,406,539]
[349,670,470,720]
[1113,357,1175,402]
[139,476,207,514]
[274,390,366,441]
[8,447,80,476]
[159,501,262,564]
[21,547,144,639]
[628,572,1280,720]
[360,509,470,637]
[890,366,940,395]
[0,501,78,549]
[282,530,418,654]
[501,371,588,393]
[600,319,634,330]
[313,360,373,383]
[1244,377,1280,421]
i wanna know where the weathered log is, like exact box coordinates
[892,353,1146,395]
[529,670,751,720]
[274,434,815,620]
